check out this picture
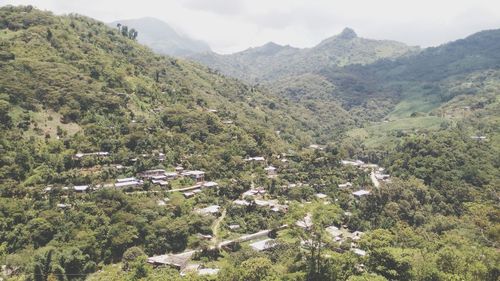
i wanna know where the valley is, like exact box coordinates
[0,5,498,281]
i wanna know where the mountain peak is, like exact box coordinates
[338,27,357,39]
[263,41,281,48]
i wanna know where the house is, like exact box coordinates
[73,185,89,192]
[182,170,205,183]
[228,224,240,230]
[157,153,166,162]
[244,156,265,162]
[196,205,220,216]
[139,169,166,179]
[115,178,143,188]
[165,172,178,180]
[338,182,353,189]
[150,174,167,180]
[309,144,325,150]
[233,199,251,206]
[249,239,276,251]
[202,181,218,188]
[361,163,379,169]
[73,152,110,159]
[183,189,202,198]
[341,160,365,167]
[471,135,487,141]
[116,177,138,183]
[326,226,343,239]
[315,193,328,199]
[350,231,364,241]
[353,190,370,197]
[152,179,168,187]
[183,191,196,198]
[296,213,313,229]
[197,234,213,240]
[242,188,266,198]
[237,198,287,212]
[375,173,390,180]
[147,252,194,270]
[175,166,184,172]
[264,166,277,177]
[352,248,367,256]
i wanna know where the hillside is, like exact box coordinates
[110,17,211,56]
[0,5,311,185]
[190,28,418,83]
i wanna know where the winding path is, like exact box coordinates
[211,208,227,246]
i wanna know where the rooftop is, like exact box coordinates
[249,238,276,251]
[353,190,370,197]
[196,205,220,215]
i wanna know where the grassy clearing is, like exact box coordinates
[389,90,443,119]
[9,106,81,138]
[346,116,445,149]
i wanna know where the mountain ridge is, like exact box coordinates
[109,17,211,57]
[189,27,419,83]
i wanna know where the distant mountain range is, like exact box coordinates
[109,17,211,57]
[189,28,419,83]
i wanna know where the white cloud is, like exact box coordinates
[1,0,499,53]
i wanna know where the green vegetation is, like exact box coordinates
[0,5,498,281]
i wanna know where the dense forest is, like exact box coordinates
[0,5,499,281]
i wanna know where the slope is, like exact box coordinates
[0,5,312,186]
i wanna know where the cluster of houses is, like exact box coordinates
[296,213,366,256]
[45,166,218,196]
[243,156,280,178]
[340,159,393,197]
[233,187,288,212]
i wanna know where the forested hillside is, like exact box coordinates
[0,5,499,281]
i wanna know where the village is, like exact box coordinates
[41,149,395,277]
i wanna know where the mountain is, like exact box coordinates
[110,17,211,56]
[190,27,418,83]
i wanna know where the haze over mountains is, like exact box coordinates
[110,17,211,56]
[190,27,419,83]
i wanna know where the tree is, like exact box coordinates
[122,247,146,271]
[219,257,279,281]
[27,218,54,248]
[32,248,58,281]
[0,99,12,128]
[121,25,128,37]
[128,28,138,40]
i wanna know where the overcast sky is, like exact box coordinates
[1,0,500,53]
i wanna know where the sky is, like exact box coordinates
[1,0,500,54]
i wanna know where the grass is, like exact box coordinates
[346,116,445,149]
[388,90,443,119]
[9,106,81,138]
